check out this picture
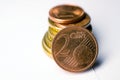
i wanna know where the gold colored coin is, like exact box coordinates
[49,4,85,24]
[47,31,53,42]
[42,34,52,57]
[48,26,58,36]
[47,30,55,41]
[44,32,52,48]
[52,26,98,72]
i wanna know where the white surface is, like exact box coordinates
[0,0,120,80]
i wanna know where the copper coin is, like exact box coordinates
[48,13,92,31]
[52,27,98,72]
[55,13,91,29]
[49,4,85,24]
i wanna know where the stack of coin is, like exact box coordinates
[42,4,92,58]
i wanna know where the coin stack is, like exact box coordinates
[42,4,98,72]
[42,5,92,58]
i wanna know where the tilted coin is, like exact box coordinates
[52,26,98,72]
[49,4,85,24]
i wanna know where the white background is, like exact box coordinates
[0,0,120,80]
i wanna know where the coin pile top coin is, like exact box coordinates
[52,26,98,72]
[49,4,85,24]
[54,13,91,28]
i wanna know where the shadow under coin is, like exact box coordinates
[92,53,106,69]
[92,25,107,69]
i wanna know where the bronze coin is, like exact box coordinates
[48,13,92,32]
[55,13,91,29]
[52,26,98,72]
[49,4,85,24]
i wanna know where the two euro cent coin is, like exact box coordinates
[52,26,98,72]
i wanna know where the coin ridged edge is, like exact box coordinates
[42,34,52,58]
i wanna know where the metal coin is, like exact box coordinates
[52,26,98,72]
[48,13,92,32]
[42,34,52,57]
[49,4,85,24]
[48,18,62,29]
[47,30,53,42]
[55,13,91,31]
[47,30,55,41]
[44,32,52,48]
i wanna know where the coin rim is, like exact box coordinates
[52,26,98,72]
[42,33,52,58]
[44,32,52,48]
[48,26,58,36]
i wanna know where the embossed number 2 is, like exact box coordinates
[55,34,70,57]
[55,32,85,57]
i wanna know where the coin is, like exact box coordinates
[47,33,53,42]
[48,18,62,29]
[42,34,52,57]
[55,13,91,30]
[47,30,54,41]
[44,32,52,48]
[49,4,85,24]
[52,26,98,72]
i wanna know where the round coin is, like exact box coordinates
[42,33,52,57]
[48,18,62,29]
[52,26,98,72]
[44,32,52,48]
[48,13,92,32]
[42,39,52,58]
[55,13,91,30]
[49,4,85,24]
